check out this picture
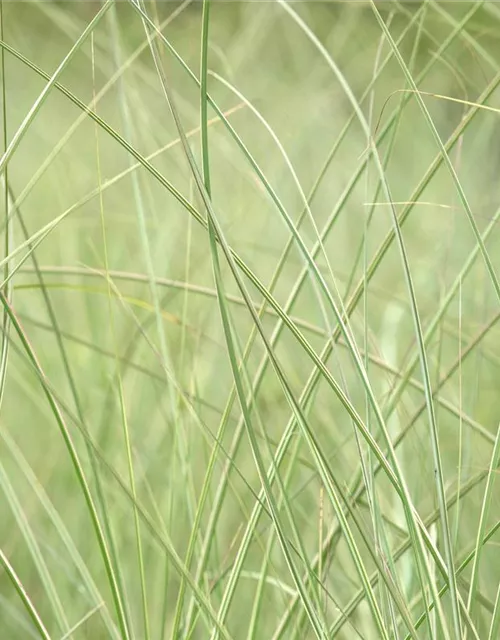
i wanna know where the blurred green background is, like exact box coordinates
[1,1,500,638]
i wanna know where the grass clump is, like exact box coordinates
[0,1,500,638]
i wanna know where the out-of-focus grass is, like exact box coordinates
[0,1,500,638]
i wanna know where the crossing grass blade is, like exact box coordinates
[0,548,52,640]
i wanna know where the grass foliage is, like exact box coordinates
[0,1,500,638]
